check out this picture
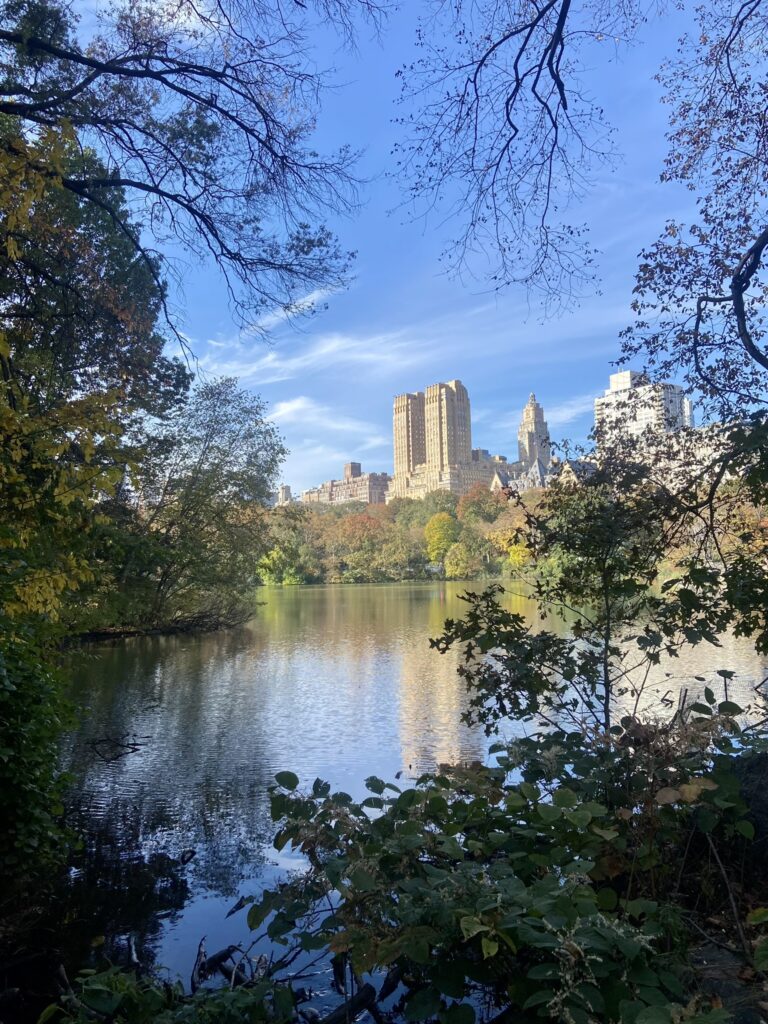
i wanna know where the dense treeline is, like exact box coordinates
[259,486,540,584]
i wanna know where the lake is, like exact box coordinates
[61,581,768,983]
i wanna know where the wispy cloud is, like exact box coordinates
[201,329,431,385]
[546,393,598,427]
[269,395,381,439]
[269,396,390,489]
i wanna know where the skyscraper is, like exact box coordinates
[425,380,472,470]
[517,393,551,469]
[393,391,426,477]
[594,371,694,442]
[388,379,505,500]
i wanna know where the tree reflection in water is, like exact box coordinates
[58,583,768,979]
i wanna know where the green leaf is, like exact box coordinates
[563,859,596,874]
[592,826,619,841]
[37,1004,61,1024]
[80,987,123,1016]
[348,868,377,891]
[694,807,718,834]
[704,687,716,705]
[565,808,593,828]
[553,787,578,807]
[747,907,768,925]
[247,893,276,930]
[274,771,299,791]
[619,999,645,1024]
[718,701,743,716]
[481,937,498,959]
[523,991,552,1011]
[460,917,489,940]
[597,888,618,911]
[405,987,441,1021]
[365,775,386,795]
[537,803,562,823]
[736,820,755,840]
[402,935,432,964]
[527,964,560,980]
[689,703,712,716]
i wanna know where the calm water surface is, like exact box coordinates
[62,582,768,982]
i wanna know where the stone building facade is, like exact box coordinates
[518,393,551,468]
[301,462,390,505]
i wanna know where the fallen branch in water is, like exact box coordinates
[318,983,377,1024]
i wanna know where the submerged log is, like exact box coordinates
[217,958,249,988]
[318,983,377,1024]
[377,966,401,1002]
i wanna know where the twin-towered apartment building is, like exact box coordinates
[295,379,552,506]
[283,370,693,507]
[387,380,550,500]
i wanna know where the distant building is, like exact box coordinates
[276,484,293,506]
[301,462,390,505]
[594,371,694,442]
[554,458,598,487]
[388,380,510,500]
[518,393,551,469]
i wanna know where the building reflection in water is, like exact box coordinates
[60,582,768,978]
[396,585,542,771]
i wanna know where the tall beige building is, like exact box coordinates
[425,381,472,470]
[393,392,426,477]
[388,379,506,500]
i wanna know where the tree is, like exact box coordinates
[457,483,507,525]
[424,511,460,564]
[620,2,768,418]
[397,0,639,304]
[259,506,324,585]
[395,0,768,363]
[84,379,287,631]
[324,511,393,582]
[0,128,191,414]
[422,490,460,519]
[0,0,381,331]
[444,540,482,579]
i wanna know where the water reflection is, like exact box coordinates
[62,582,768,978]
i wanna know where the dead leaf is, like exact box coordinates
[655,787,681,805]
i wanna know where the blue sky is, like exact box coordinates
[172,5,694,493]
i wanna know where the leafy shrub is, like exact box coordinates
[0,621,71,882]
[235,729,750,1024]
